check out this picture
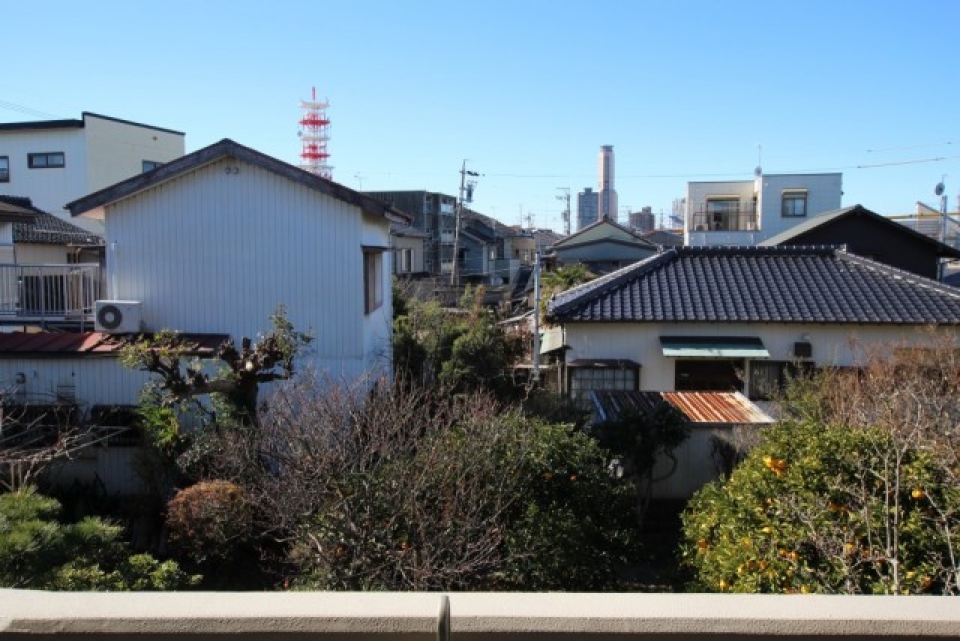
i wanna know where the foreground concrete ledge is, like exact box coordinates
[3,590,960,639]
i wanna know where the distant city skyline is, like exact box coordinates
[2,0,959,233]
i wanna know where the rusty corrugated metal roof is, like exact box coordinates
[0,332,228,357]
[591,390,773,426]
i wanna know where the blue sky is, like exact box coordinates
[5,0,958,232]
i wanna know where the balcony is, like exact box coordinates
[3,590,960,640]
[690,203,758,232]
[0,263,102,324]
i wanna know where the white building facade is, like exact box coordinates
[685,173,842,246]
[0,112,185,231]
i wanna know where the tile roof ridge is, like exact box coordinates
[548,248,678,316]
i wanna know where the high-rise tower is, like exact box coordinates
[598,145,618,221]
[298,87,332,179]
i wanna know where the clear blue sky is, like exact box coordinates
[5,0,958,232]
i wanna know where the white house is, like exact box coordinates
[0,112,185,232]
[66,138,411,383]
[685,172,842,247]
[546,245,960,497]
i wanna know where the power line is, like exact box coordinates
[0,99,68,120]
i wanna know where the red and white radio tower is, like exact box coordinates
[298,86,332,179]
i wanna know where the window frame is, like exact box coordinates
[781,190,808,218]
[27,152,66,169]
[567,361,640,406]
[142,160,163,172]
[363,248,384,314]
[748,360,815,401]
[0,156,8,182]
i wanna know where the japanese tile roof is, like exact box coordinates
[0,332,229,357]
[551,218,658,250]
[65,139,411,225]
[641,229,684,248]
[759,204,960,258]
[547,245,960,325]
[591,390,773,426]
[0,196,104,245]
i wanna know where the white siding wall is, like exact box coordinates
[105,158,387,380]
[0,128,87,216]
[0,356,147,409]
[756,173,843,240]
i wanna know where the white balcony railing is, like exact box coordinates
[0,263,102,320]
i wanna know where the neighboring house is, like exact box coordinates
[548,218,658,273]
[391,223,429,276]
[0,112,185,232]
[67,138,410,382]
[759,204,960,281]
[0,196,104,325]
[640,229,683,248]
[685,172,842,247]
[0,331,224,494]
[546,245,960,497]
[366,190,458,275]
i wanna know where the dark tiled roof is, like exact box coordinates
[0,196,103,245]
[66,139,411,225]
[547,245,960,325]
[16,211,104,245]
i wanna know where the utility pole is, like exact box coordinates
[556,188,571,235]
[532,248,541,385]
[451,160,479,288]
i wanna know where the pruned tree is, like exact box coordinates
[121,306,312,429]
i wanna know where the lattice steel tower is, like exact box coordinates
[298,86,332,179]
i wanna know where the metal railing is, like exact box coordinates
[0,263,102,319]
[690,204,758,232]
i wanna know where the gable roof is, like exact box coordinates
[759,204,960,258]
[552,218,657,251]
[0,196,104,245]
[547,245,960,325]
[65,139,411,225]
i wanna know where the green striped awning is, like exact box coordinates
[660,336,769,359]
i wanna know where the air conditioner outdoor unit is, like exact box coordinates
[95,300,143,333]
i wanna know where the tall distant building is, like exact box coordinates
[577,187,599,231]
[598,145,618,221]
[629,206,655,232]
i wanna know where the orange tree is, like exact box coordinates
[682,341,960,595]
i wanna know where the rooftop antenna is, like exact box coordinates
[754,144,763,178]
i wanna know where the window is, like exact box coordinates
[28,152,65,169]
[782,190,807,217]
[675,359,744,392]
[364,249,384,313]
[0,156,8,182]
[704,197,740,230]
[142,160,162,172]
[748,360,815,401]
[568,361,639,405]
[394,248,413,274]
